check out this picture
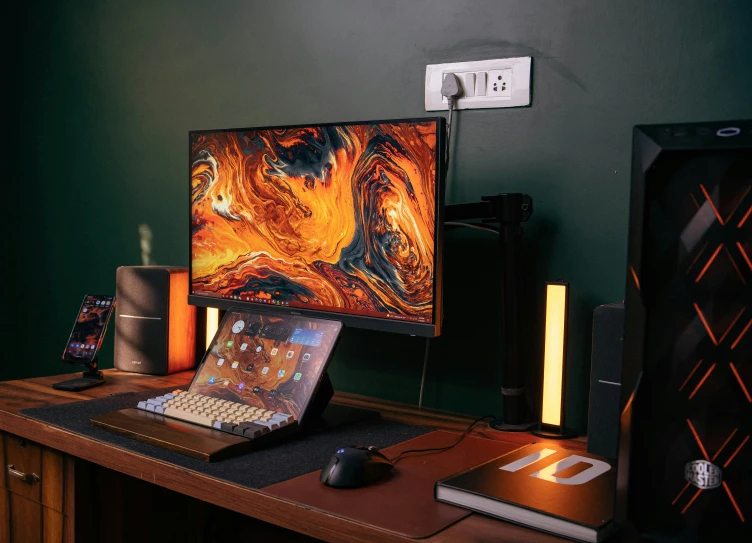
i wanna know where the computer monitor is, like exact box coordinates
[189,117,446,337]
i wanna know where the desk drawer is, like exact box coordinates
[0,432,68,514]
[1,488,66,543]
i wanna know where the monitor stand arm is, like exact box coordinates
[445,193,535,431]
[52,356,105,391]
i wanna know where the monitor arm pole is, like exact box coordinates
[445,193,535,430]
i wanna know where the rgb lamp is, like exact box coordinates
[533,282,576,438]
[205,308,220,350]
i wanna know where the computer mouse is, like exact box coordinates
[320,445,394,488]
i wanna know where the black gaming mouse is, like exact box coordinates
[320,446,394,488]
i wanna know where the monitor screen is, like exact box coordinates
[189,118,445,336]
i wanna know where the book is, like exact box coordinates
[435,442,616,542]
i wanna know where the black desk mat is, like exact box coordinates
[20,388,431,489]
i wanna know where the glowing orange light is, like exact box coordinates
[737,242,752,271]
[693,303,718,346]
[724,435,750,468]
[739,205,752,228]
[672,482,690,505]
[729,363,751,403]
[205,307,220,349]
[700,184,724,225]
[721,308,747,345]
[724,246,747,285]
[731,319,752,350]
[541,283,568,427]
[695,244,724,283]
[687,241,709,273]
[711,429,739,462]
[622,391,635,415]
[726,186,751,224]
[679,360,703,392]
[629,266,641,291]
[681,488,703,514]
[687,419,709,461]
[688,364,716,400]
[723,482,745,522]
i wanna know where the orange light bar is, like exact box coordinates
[700,184,724,225]
[687,241,709,273]
[729,363,751,403]
[739,205,752,228]
[687,418,709,461]
[711,429,739,462]
[720,308,747,345]
[541,283,568,427]
[693,303,719,346]
[672,482,691,505]
[679,360,703,392]
[731,319,752,350]
[725,246,747,286]
[695,244,723,283]
[737,242,752,271]
[723,482,745,522]
[205,307,220,349]
[688,363,716,400]
[724,435,750,468]
[629,266,641,291]
[681,488,703,514]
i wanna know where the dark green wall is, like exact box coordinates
[7,0,752,432]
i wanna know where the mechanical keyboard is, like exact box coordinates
[137,390,296,439]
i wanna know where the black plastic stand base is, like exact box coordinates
[531,426,578,440]
[489,420,537,432]
[52,358,105,392]
[302,373,381,434]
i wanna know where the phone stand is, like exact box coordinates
[52,356,105,392]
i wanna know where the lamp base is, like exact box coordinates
[531,425,578,439]
[489,420,537,432]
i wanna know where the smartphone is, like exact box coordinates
[63,295,115,365]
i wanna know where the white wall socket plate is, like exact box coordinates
[425,57,531,111]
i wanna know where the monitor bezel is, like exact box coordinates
[188,116,446,337]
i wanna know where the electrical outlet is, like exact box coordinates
[488,69,512,97]
[425,57,531,111]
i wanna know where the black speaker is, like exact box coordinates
[587,302,624,460]
[114,266,197,375]
[618,120,751,540]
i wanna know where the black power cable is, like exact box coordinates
[389,415,495,464]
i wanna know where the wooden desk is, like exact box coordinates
[0,369,584,542]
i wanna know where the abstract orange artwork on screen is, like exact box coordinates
[191,121,438,322]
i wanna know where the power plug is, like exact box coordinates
[441,73,462,107]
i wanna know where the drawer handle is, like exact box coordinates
[7,464,40,483]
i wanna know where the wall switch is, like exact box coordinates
[476,72,487,96]
[463,73,476,97]
[425,57,531,111]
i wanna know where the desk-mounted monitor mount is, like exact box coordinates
[445,193,535,430]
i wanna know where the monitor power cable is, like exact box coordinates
[441,73,462,175]
[417,74,464,410]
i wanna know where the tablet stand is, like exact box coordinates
[445,193,536,431]
[52,356,105,392]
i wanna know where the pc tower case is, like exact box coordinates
[618,120,751,541]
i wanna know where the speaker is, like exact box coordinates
[618,120,751,540]
[114,266,197,375]
[587,302,624,459]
